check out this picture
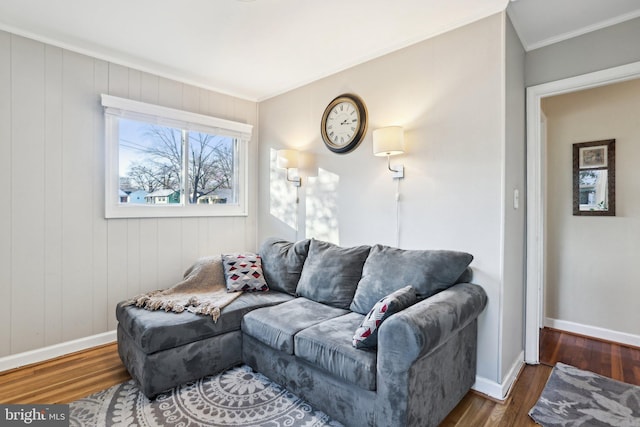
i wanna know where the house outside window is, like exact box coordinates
[102,95,252,218]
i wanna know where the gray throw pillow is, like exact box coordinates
[259,238,310,295]
[296,239,371,309]
[350,244,473,314]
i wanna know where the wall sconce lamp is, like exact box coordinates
[373,126,405,179]
[276,149,301,187]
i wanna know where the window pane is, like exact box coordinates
[187,132,236,205]
[103,94,251,218]
[118,119,183,205]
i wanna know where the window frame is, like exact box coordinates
[101,94,252,219]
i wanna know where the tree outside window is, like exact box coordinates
[102,94,251,218]
[118,119,236,205]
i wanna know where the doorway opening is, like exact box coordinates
[525,60,640,364]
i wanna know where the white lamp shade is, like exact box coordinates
[372,126,404,156]
[276,149,299,169]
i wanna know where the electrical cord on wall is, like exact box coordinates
[294,185,300,241]
[395,178,401,247]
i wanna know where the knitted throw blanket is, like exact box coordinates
[123,256,241,322]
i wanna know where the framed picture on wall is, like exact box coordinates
[573,139,615,216]
[579,145,608,168]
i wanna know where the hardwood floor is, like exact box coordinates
[539,327,640,386]
[0,328,638,426]
[441,363,552,426]
[0,343,130,404]
[442,328,640,426]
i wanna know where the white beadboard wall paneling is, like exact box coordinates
[183,84,200,115]
[105,62,131,332]
[106,219,128,331]
[208,89,234,120]
[181,218,200,273]
[126,219,142,298]
[198,88,210,118]
[140,72,160,105]
[44,44,64,346]
[0,28,259,360]
[92,58,110,333]
[138,218,160,293]
[157,218,184,290]
[197,217,211,256]
[158,77,183,111]
[128,69,142,101]
[0,31,12,357]
[108,62,129,98]
[11,35,46,354]
[61,50,96,342]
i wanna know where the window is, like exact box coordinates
[102,95,252,218]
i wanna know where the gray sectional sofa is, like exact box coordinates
[116,238,488,427]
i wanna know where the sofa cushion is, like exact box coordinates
[457,266,474,284]
[353,286,417,349]
[259,238,310,295]
[241,297,348,354]
[295,312,377,391]
[222,253,269,292]
[296,239,371,309]
[350,245,474,314]
[116,291,294,354]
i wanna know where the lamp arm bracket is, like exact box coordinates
[286,168,301,187]
[386,155,404,179]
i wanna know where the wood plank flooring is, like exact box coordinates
[0,328,638,426]
[0,343,130,404]
[442,327,640,426]
[538,327,640,386]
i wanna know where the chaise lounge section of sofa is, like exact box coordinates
[116,237,487,426]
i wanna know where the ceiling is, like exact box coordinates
[1,0,639,101]
[508,0,640,51]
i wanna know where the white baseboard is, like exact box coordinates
[0,330,117,372]
[545,318,640,348]
[472,376,504,400]
[472,350,524,401]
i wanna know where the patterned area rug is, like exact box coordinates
[69,365,343,427]
[529,362,640,426]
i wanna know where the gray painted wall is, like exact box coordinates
[526,16,640,87]
[503,15,526,381]
[258,13,515,387]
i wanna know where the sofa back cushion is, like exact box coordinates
[296,239,371,309]
[259,238,310,295]
[350,244,474,314]
[457,266,474,283]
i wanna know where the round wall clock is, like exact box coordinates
[320,93,368,154]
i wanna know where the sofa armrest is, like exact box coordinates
[377,282,487,373]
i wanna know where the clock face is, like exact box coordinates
[321,94,368,153]
[326,101,359,146]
